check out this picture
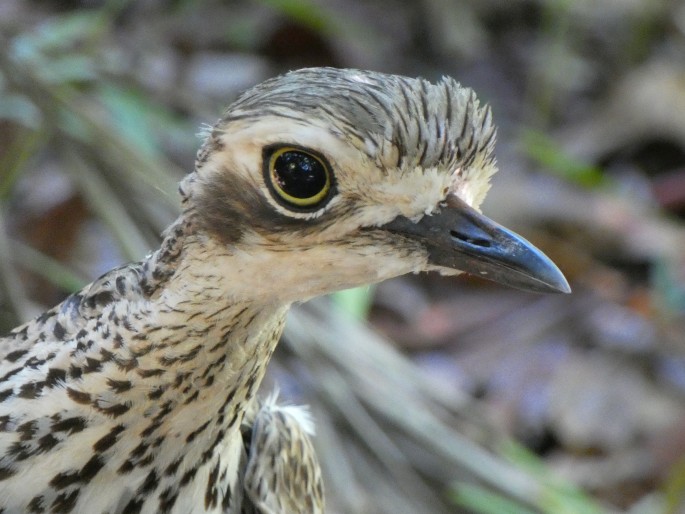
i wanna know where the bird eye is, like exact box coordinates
[264,146,333,210]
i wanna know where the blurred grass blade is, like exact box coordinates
[12,11,106,54]
[0,93,42,128]
[0,208,34,323]
[501,441,609,514]
[1,32,182,209]
[12,240,88,293]
[257,0,336,32]
[98,85,190,159]
[53,89,181,207]
[522,130,606,188]
[332,285,375,320]
[664,452,685,513]
[286,304,544,510]
[651,258,685,314]
[451,482,537,514]
[0,129,44,199]
[62,148,151,261]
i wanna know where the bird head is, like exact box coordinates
[180,68,570,302]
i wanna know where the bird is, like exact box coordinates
[0,67,570,514]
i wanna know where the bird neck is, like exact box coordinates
[87,214,292,493]
[0,213,291,512]
[114,213,290,418]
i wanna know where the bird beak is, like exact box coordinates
[381,194,571,294]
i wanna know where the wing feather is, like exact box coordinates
[241,396,324,514]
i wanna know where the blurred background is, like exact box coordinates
[1,1,685,513]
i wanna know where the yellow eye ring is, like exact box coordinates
[263,145,333,210]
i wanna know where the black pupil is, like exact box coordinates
[273,151,327,199]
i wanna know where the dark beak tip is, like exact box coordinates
[556,285,573,295]
[512,249,572,295]
[489,258,572,295]
[557,278,572,295]
[539,272,572,294]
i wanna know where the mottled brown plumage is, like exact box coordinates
[0,67,568,514]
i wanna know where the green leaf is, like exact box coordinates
[332,286,375,320]
[11,241,88,293]
[651,258,685,314]
[0,128,44,199]
[522,130,606,188]
[39,55,97,84]
[451,483,537,514]
[257,0,335,32]
[98,85,162,157]
[21,11,105,53]
[0,94,41,127]
[664,452,685,513]
[500,441,607,514]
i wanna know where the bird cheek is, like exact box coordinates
[372,238,431,278]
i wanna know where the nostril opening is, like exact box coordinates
[450,230,492,248]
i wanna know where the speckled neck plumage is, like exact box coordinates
[0,210,290,513]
